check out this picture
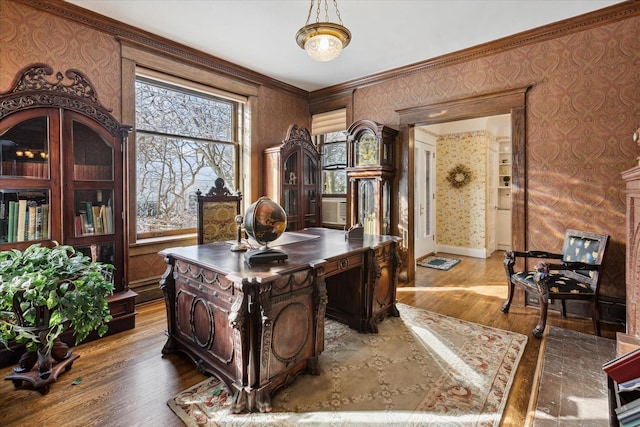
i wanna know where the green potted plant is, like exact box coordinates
[0,243,114,382]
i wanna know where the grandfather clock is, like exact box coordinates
[346,120,398,235]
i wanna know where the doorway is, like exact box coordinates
[414,128,436,259]
[396,84,531,284]
[415,114,511,259]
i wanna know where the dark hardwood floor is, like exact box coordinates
[0,251,618,426]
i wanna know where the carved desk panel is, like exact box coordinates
[159,227,400,413]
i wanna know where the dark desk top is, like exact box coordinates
[159,227,399,283]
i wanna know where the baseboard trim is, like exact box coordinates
[436,244,487,258]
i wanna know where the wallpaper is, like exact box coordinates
[0,1,122,118]
[0,1,310,299]
[0,1,638,301]
[436,130,490,250]
[352,16,640,299]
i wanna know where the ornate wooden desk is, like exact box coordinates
[159,228,400,413]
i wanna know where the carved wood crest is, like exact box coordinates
[280,124,319,155]
[0,63,129,138]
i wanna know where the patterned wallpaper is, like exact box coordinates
[0,1,310,298]
[256,86,311,196]
[1,1,638,300]
[436,131,490,250]
[0,1,122,118]
[351,16,640,298]
[0,1,310,201]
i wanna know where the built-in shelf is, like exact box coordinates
[497,138,512,249]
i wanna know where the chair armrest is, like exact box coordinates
[518,250,563,259]
[538,261,599,272]
[503,250,563,265]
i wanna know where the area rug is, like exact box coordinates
[531,326,615,426]
[168,303,527,427]
[417,256,461,271]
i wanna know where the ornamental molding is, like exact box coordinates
[0,63,129,138]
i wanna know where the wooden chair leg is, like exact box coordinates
[500,281,515,314]
[560,300,567,318]
[533,294,548,338]
[591,299,601,336]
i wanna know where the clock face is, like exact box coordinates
[356,133,378,166]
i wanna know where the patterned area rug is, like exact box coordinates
[168,303,527,427]
[417,256,461,271]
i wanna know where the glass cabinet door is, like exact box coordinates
[64,111,123,288]
[0,116,50,179]
[381,180,391,235]
[73,121,113,181]
[0,110,60,246]
[359,180,377,234]
[303,151,318,227]
[283,152,298,230]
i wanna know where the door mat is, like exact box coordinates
[417,256,460,271]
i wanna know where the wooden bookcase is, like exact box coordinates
[264,124,321,231]
[0,64,136,365]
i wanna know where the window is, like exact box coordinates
[312,109,347,196]
[320,131,347,195]
[135,76,241,238]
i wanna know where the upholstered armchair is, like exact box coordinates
[500,229,609,338]
[196,180,242,244]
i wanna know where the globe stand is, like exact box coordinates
[244,244,288,266]
[230,215,248,252]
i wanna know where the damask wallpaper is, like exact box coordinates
[351,15,640,299]
[0,0,122,118]
[0,0,638,302]
[0,0,310,302]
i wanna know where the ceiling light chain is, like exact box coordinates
[331,0,344,26]
[296,0,351,62]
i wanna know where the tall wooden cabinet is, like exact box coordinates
[346,120,398,235]
[264,124,321,231]
[0,65,136,357]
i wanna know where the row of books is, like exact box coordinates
[75,202,114,236]
[603,346,640,426]
[3,200,50,242]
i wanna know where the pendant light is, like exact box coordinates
[295,0,351,62]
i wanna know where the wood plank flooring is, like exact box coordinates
[0,251,618,426]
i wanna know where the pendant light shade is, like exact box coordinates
[296,0,351,62]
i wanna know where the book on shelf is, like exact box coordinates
[7,201,16,243]
[16,199,27,242]
[92,205,103,234]
[27,205,37,240]
[75,203,113,236]
[41,204,49,239]
[603,346,640,384]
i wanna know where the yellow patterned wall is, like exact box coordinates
[436,131,491,250]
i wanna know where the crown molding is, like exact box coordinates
[12,0,309,100]
[310,0,640,102]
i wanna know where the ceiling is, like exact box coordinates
[66,0,622,92]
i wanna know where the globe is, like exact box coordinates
[243,197,288,265]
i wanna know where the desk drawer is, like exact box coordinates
[323,252,364,277]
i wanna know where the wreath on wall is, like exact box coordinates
[446,164,473,188]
